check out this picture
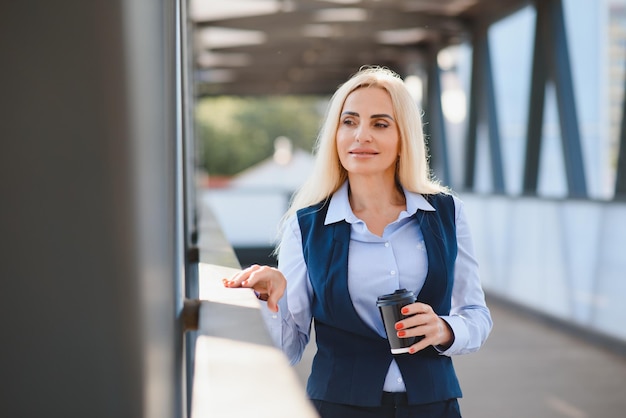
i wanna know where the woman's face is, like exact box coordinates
[336,86,400,180]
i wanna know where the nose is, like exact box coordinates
[355,125,372,142]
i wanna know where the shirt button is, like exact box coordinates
[384,242,390,247]
[271,314,278,319]
[397,377,403,383]
[390,270,396,275]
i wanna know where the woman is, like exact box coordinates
[224,66,492,418]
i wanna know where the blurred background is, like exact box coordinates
[1,0,626,417]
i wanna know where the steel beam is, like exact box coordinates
[549,0,587,198]
[464,36,480,190]
[524,0,587,198]
[424,47,452,186]
[481,30,506,193]
[523,2,548,195]
[464,25,505,193]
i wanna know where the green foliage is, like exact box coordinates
[196,95,327,176]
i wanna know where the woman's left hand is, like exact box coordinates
[394,302,454,354]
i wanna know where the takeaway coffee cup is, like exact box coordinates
[376,289,417,354]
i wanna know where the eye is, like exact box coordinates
[342,118,356,126]
[374,121,389,128]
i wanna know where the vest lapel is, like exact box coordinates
[415,207,453,314]
[324,221,380,338]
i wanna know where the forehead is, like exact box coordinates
[342,86,393,113]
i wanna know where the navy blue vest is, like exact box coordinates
[296,193,462,406]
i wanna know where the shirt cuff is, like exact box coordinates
[257,295,291,348]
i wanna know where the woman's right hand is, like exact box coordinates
[222,264,287,313]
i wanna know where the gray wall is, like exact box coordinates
[0,1,183,417]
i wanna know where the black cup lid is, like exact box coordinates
[376,288,416,306]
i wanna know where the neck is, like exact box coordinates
[347,175,405,212]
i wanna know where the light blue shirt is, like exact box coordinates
[261,182,492,392]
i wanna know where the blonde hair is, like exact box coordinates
[284,66,446,223]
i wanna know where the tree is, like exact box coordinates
[196,95,327,176]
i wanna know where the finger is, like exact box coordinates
[266,282,285,313]
[266,294,279,313]
[397,322,431,340]
[400,302,431,316]
[406,324,442,353]
[396,303,435,330]
[395,312,432,331]
[223,265,259,287]
[241,268,269,289]
[407,337,433,354]
[223,272,247,287]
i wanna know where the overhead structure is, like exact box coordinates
[191,0,530,96]
[191,0,598,199]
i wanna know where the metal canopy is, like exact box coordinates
[191,0,530,96]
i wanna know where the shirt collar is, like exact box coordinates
[324,181,435,225]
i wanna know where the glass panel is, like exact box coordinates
[489,6,535,196]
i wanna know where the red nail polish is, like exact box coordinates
[397,330,406,337]
[409,347,416,354]
[395,323,404,330]
[401,307,409,315]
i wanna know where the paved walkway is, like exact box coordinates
[293,297,626,418]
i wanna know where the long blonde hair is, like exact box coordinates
[284,66,446,223]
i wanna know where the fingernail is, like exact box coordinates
[401,307,409,315]
[397,331,406,337]
[395,323,404,330]
[409,347,416,354]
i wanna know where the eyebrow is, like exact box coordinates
[341,111,395,121]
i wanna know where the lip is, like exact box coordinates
[349,148,379,156]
